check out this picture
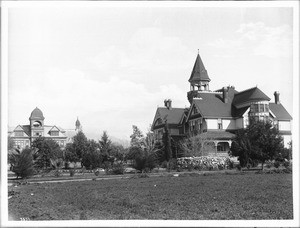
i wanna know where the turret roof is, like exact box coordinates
[188,53,210,83]
[29,107,44,120]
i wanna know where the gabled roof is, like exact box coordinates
[269,103,292,120]
[43,125,67,138]
[232,87,270,107]
[19,125,31,136]
[153,107,185,125]
[13,125,30,137]
[191,92,233,118]
[188,54,210,83]
[49,126,60,132]
[14,125,25,131]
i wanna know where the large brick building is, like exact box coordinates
[151,53,292,156]
[8,107,81,150]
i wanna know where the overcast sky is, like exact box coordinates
[7,3,294,141]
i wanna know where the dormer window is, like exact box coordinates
[50,131,59,136]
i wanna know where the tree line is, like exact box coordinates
[8,119,292,179]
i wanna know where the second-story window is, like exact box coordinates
[218,119,222,129]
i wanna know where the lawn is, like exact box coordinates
[8,172,293,220]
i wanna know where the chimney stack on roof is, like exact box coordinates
[164,99,172,110]
[274,91,280,104]
[223,87,229,103]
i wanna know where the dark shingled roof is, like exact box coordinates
[157,107,185,124]
[232,106,249,118]
[193,92,233,118]
[188,54,210,83]
[269,103,292,120]
[20,125,31,136]
[233,87,270,107]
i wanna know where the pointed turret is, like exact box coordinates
[187,52,211,103]
[188,53,210,85]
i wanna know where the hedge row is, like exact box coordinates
[177,156,235,171]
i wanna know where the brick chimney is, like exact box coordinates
[164,99,172,110]
[223,87,229,103]
[274,91,280,104]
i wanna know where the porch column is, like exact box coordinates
[214,141,218,155]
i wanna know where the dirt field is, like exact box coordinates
[8,172,293,220]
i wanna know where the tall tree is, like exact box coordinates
[162,122,172,161]
[32,137,63,169]
[130,125,144,148]
[230,120,284,169]
[99,131,112,159]
[82,139,101,170]
[65,131,88,166]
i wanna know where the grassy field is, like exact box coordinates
[8,172,293,220]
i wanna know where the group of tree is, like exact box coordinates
[64,131,126,170]
[8,117,292,178]
[126,123,184,172]
[8,130,128,179]
[230,119,291,169]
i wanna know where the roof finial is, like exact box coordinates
[197,49,199,54]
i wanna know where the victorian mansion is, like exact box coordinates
[151,53,292,156]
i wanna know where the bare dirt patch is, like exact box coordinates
[8,172,293,220]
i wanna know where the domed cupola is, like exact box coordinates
[29,107,45,137]
[29,107,45,121]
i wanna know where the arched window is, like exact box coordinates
[33,121,42,127]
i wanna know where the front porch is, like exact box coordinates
[197,131,235,157]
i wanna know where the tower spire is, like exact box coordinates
[188,52,210,91]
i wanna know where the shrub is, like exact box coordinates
[161,161,168,169]
[274,161,281,168]
[266,161,273,169]
[106,163,125,175]
[69,169,75,177]
[133,153,156,173]
[236,164,241,171]
[12,149,35,179]
[94,169,100,176]
[282,167,292,173]
[53,169,62,177]
[226,159,234,170]
[218,164,224,170]
[283,161,290,168]
[111,163,125,175]
[187,163,193,172]
[168,159,178,171]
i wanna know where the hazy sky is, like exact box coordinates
[7,3,294,141]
